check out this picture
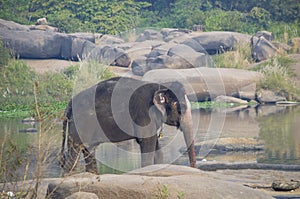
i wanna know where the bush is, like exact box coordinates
[258,56,300,101]
[213,44,253,69]
[0,40,11,69]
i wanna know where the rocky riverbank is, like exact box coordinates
[2,164,299,199]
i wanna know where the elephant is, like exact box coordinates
[60,76,196,174]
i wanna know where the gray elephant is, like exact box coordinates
[60,77,196,174]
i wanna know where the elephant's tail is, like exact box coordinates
[60,100,72,168]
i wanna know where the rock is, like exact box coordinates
[131,56,149,76]
[191,31,251,54]
[97,34,125,45]
[69,33,95,43]
[251,33,278,62]
[87,46,131,67]
[214,95,249,104]
[29,24,58,32]
[61,36,96,60]
[253,31,273,41]
[36,17,48,25]
[257,89,286,103]
[272,180,300,191]
[238,83,257,100]
[45,165,273,199]
[181,38,207,53]
[0,27,65,58]
[143,68,263,101]
[65,192,99,199]
[135,29,163,42]
[167,44,208,67]
[272,41,292,51]
[0,19,30,31]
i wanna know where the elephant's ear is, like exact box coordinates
[153,89,168,119]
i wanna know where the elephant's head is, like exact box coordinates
[153,82,197,168]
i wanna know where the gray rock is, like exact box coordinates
[214,95,249,104]
[69,33,95,43]
[167,44,208,68]
[46,165,273,199]
[135,29,163,42]
[253,31,273,41]
[251,35,278,62]
[61,36,96,60]
[86,46,130,67]
[272,180,300,191]
[257,89,286,103]
[143,68,263,101]
[131,56,149,76]
[0,19,30,31]
[181,38,207,53]
[0,28,65,59]
[191,31,250,54]
[97,34,125,45]
[65,192,99,199]
[36,17,48,25]
[238,83,257,100]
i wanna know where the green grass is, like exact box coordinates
[0,58,116,118]
[254,56,300,101]
[213,44,253,69]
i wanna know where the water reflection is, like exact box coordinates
[258,105,300,164]
[0,105,299,178]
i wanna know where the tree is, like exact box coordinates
[26,0,150,33]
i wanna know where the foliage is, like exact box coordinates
[257,56,300,101]
[213,44,253,69]
[72,61,116,95]
[0,59,73,118]
[0,0,299,35]
[0,40,11,69]
[155,184,170,199]
[27,0,150,34]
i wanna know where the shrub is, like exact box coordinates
[258,56,300,101]
[0,40,11,69]
[213,44,253,69]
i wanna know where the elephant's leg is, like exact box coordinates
[139,135,157,167]
[82,147,98,174]
[154,138,163,164]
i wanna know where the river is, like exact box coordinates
[0,104,299,180]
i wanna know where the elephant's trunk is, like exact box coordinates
[180,96,197,168]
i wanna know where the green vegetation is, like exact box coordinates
[213,44,253,69]
[155,184,170,199]
[0,0,299,36]
[257,56,300,101]
[0,45,116,118]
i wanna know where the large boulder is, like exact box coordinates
[45,165,273,199]
[0,19,97,60]
[86,45,131,67]
[0,27,66,59]
[143,68,263,101]
[135,29,163,42]
[251,36,278,62]
[190,31,251,54]
[61,36,96,60]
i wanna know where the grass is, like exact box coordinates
[0,58,116,118]
[254,56,300,101]
[213,44,253,69]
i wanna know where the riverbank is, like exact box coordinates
[1,164,299,198]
